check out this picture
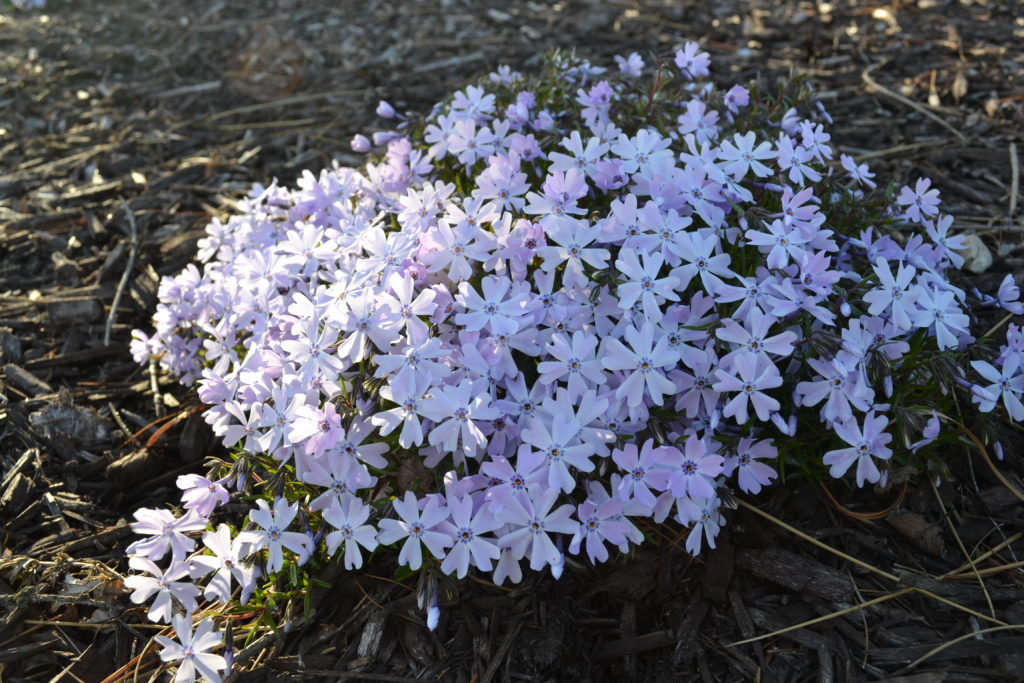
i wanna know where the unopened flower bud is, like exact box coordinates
[376,100,396,118]
[350,134,371,153]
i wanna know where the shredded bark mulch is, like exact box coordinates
[1,1,1023,681]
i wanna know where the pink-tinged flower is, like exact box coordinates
[247,498,313,573]
[612,439,670,510]
[422,379,499,461]
[896,177,940,223]
[323,495,379,570]
[712,354,783,423]
[127,508,207,563]
[723,438,778,494]
[823,411,893,487]
[601,323,678,408]
[286,401,342,458]
[154,613,227,683]
[494,484,577,572]
[124,557,199,623]
[862,259,920,332]
[538,332,607,401]
[662,435,724,500]
[569,498,630,564]
[439,494,501,578]
[377,492,452,570]
[188,524,260,604]
[674,41,711,79]
[176,475,229,518]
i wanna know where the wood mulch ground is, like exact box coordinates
[1,0,1023,680]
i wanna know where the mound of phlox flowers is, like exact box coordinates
[128,46,1023,682]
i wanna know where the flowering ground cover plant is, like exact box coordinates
[129,45,1023,681]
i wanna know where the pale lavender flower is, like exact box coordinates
[569,498,630,564]
[422,379,499,461]
[494,484,577,572]
[176,475,230,518]
[615,248,680,321]
[910,287,971,349]
[970,356,1024,420]
[718,131,776,179]
[127,508,207,563]
[125,557,199,623]
[601,323,677,408]
[614,52,644,77]
[248,498,313,573]
[795,357,873,424]
[723,438,778,494]
[537,331,607,401]
[712,354,783,423]
[439,494,501,578]
[302,450,376,512]
[840,154,876,188]
[896,177,941,223]
[674,42,711,79]
[323,495,379,570]
[612,439,670,510]
[377,492,452,570]
[188,524,260,604]
[662,435,724,500]
[154,613,227,683]
[863,259,920,332]
[823,411,893,487]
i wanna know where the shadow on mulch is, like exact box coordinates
[1,0,1023,680]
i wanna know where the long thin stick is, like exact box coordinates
[736,499,900,582]
[104,202,139,347]
[862,63,966,141]
[905,624,1024,670]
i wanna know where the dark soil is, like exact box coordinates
[1,1,1023,681]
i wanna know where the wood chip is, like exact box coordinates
[3,363,53,397]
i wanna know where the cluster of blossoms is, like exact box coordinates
[128,46,1022,681]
